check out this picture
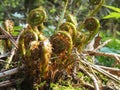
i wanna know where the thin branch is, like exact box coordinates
[0,65,24,78]
[94,39,112,51]
[0,27,18,48]
[88,0,105,17]
[76,51,120,84]
[79,66,100,90]
[96,65,120,77]
[56,0,68,31]
[0,52,10,58]
[5,48,17,69]
[0,79,23,87]
[0,35,17,39]
[5,28,25,69]
[84,50,120,64]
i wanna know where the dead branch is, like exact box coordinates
[76,51,120,84]
[0,79,16,87]
[0,79,23,87]
[96,65,120,77]
[0,35,17,39]
[0,52,10,58]
[79,66,100,90]
[0,65,24,78]
[84,50,120,64]
[5,28,25,69]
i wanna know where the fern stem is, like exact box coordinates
[88,0,105,17]
[56,0,68,31]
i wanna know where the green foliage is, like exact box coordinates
[96,56,115,66]
[50,83,82,90]
[13,26,23,36]
[103,5,120,19]
[97,31,120,67]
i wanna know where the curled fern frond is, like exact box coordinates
[60,22,76,41]
[18,27,38,56]
[50,31,73,55]
[27,7,46,27]
[84,17,100,32]
[84,17,100,45]
[18,27,52,78]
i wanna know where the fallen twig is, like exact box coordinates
[0,65,24,78]
[0,79,23,87]
[5,28,25,69]
[96,65,120,77]
[0,52,10,58]
[79,66,100,90]
[0,35,17,39]
[76,51,120,84]
[0,79,16,87]
[84,50,120,64]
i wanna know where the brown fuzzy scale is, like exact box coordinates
[50,31,73,55]
[29,39,52,78]
[18,30,52,79]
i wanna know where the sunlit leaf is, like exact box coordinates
[104,5,120,13]
[103,12,120,19]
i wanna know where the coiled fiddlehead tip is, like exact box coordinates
[27,7,46,27]
[84,17,100,31]
[50,31,73,55]
[18,28,38,56]
[60,22,77,41]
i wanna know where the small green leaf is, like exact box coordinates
[103,12,120,19]
[104,5,120,13]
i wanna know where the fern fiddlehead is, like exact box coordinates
[50,31,73,55]
[84,17,100,45]
[18,7,52,79]
[27,7,46,28]
[59,22,77,43]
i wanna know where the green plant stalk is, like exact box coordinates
[84,27,99,45]
[56,0,68,31]
[88,0,105,17]
[78,0,104,31]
